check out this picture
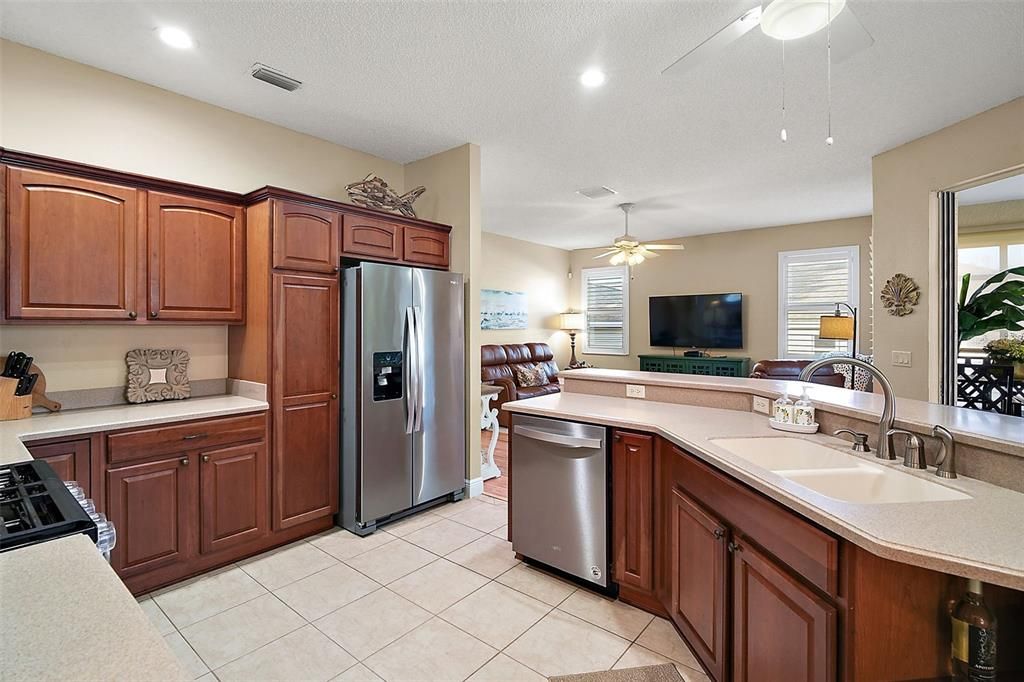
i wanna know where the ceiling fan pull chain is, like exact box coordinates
[780,40,787,143]
[825,0,834,146]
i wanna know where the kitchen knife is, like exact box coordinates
[2,352,17,377]
[16,373,38,397]
[13,355,33,379]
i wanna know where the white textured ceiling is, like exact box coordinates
[958,173,1024,205]
[2,1,1022,249]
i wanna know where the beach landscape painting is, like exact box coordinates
[481,289,528,330]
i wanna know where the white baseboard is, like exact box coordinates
[465,477,484,497]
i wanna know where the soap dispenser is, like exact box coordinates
[774,392,794,423]
[794,388,815,426]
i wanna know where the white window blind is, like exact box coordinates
[778,246,860,359]
[582,266,629,355]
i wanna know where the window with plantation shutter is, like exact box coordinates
[582,266,629,355]
[778,246,860,359]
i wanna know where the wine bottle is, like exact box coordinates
[952,579,997,681]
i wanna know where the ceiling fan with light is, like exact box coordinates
[662,0,873,77]
[594,203,685,267]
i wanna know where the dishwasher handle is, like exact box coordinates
[513,424,603,449]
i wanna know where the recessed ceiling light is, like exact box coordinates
[579,68,606,88]
[157,26,194,49]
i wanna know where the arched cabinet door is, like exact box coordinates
[147,191,245,322]
[6,168,142,320]
[272,200,340,273]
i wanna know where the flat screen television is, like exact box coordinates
[649,293,743,349]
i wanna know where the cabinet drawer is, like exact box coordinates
[670,444,839,597]
[107,413,267,465]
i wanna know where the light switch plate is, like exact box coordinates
[752,396,771,414]
[626,384,646,399]
[891,350,913,367]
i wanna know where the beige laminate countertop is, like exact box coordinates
[563,368,1023,456]
[503,391,1024,591]
[1,395,269,681]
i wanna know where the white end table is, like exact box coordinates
[480,384,503,481]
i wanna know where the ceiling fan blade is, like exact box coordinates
[830,6,874,64]
[645,244,686,251]
[639,248,660,258]
[661,5,762,76]
[593,249,619,259]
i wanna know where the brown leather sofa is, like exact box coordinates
[749,359,846,388]
[482,343,560,427]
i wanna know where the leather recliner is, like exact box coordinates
[749,359,846,388]
[482,343,560,427]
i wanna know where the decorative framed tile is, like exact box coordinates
[125,348,191,403]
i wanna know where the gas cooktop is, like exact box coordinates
[0,460,97,552]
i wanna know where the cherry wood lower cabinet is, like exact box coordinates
[25,436,96,499]
[99,411,307,594]
[612,430,657,608]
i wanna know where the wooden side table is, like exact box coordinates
[480,385,503,480]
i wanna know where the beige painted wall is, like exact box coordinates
[872,97,1024,400]
[480,233,572,368]
[404,145,483,481]
[569,216,872,370]
[0,40,404,392]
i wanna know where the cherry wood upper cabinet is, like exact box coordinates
[106,454,196,578]
[272,200,340,273]
[271,273,339,529]
[147,192,244,322]
[667,486,729,682]
[199,440,269,554]
[612,430,655,596]
[403,224,450,268]
[6,167,142,320]
[342,214,402,260]
[731,536,836,682]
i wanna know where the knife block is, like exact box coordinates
[0,376,32,421]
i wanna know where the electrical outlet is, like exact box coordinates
[752,396,771,414]
[891,350,913,367]
[626,384,646,399]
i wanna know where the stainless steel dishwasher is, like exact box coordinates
[510,414,609,588]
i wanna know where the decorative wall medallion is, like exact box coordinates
[126,349,191,404]
[346,173,426,218]
[880,273,921,317]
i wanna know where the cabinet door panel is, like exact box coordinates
[342,214,401,260]
[148,192,244,322]
[272,274,339,529]
[273,201,340,273]
[613,431,655,593]
[107,456,195,577]
[732,537,836,682]
[402,225,449,268]
[200,441,268,554]
[26,438,91,496]
[668,487,729,682]
[6,168,140,320]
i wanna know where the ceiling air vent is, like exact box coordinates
[576,186,618,199]
[250,63,302,92]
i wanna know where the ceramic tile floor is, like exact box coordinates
[138,495,711,682]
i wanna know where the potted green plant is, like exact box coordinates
[958,265,1024,349]
[983,335,1024,380]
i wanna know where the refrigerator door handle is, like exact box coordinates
[405,306,417,435]
[413,305,426,433]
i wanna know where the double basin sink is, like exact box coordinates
[712,437,970,504]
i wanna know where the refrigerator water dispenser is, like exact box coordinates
[372,351,403,401]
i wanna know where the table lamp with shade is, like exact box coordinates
[560,311,586,369]
[818,302,857,357]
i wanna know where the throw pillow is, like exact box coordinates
[512,363,548,388]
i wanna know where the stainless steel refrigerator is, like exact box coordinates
[340,263,466,535]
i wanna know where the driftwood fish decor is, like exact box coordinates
[346,173,426,218]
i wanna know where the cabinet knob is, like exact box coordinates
[713,528,725,540]
[331,393,338,400]
[202,455,210,463]
[127,311,137,320]
[333,265,340,273]
[150,311,159,318]
[180,457,189,466]
[727,541,742,553]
